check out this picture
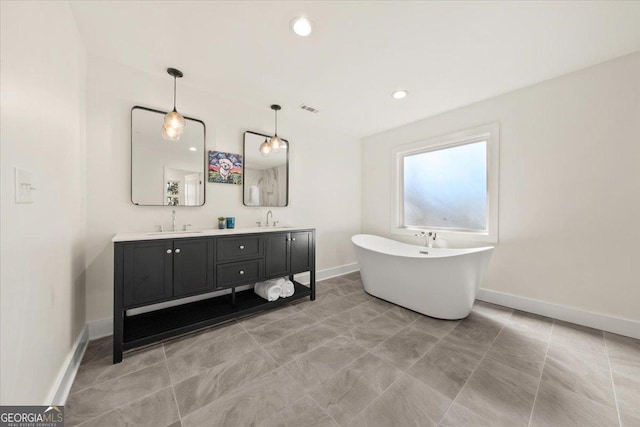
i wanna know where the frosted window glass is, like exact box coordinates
[403,141,487,231]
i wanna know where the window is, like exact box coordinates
[391,123,499,242]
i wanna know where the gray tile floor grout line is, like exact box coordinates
[242,283,371,367]
[72,384,177,427]
[366,324,440,373]
[238,320,284,368]
[68,345,166,396]
[603,332,624,427]
[239,304,308,331]
[402,334,445,374]
[296,391,340,427]
[163,344,184,424]
[68,349,167,394]
[435,309,513,426]
[241,308,359,426]
[304,388,343,427]
[337,359,408,426]
[258,317,323,348]
[72,381,176,427]
[526,318,554,427]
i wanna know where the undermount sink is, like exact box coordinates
[259,225,292,229]
[147,230,204,236]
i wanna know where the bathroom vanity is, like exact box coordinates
[112,227,315,363]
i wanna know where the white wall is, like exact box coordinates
[0,1,87,404]
[85,56,361,322]
[362,52,640,322]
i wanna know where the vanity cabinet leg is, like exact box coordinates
[310,269,316,301]
[113,311,123,364]
[113,244,124,364]
[231,287,236,307]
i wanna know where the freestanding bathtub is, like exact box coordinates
[352,234,494,319]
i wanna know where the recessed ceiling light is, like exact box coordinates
[291,17,313,37]
[392,90,408,99]
[189,147,197,152]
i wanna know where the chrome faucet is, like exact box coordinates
[266,210,273,227]
[171,210,176,232]
[415,231,437,248]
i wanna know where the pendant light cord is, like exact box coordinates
[173,76,177,112]
[275,109,278,135]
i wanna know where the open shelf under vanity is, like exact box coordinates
[123,282,311,351]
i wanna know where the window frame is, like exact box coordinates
[390,123,500,243]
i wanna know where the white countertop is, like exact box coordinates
[112,226,314,242]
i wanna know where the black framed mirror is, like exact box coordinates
[131,106,206,206]
[243,131,289,207]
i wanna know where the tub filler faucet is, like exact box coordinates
[415,231,437,248]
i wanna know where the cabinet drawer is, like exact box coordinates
[216,236,263,262]
[216,259,263,288]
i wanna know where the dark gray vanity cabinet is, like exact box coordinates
[113,229,315,364]
[264,231,314,277]
[264,233,290,277]
[122,237,214,307]
[173,238,215,298]
[215,235,264,289]
[123,240,174,307]
[290,231,313,274]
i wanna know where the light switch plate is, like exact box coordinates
[15,168,34,204]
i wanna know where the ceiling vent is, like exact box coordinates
[299,104,320,114]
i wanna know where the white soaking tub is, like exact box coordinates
[352,234,494,319]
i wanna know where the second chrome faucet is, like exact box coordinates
[415,231,437,248]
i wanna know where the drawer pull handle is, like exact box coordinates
[166,249,172,254]
[175,249,181,254]
[239,270,245,275]
[239,245,245,250]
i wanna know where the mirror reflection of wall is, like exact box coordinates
[131,107,206,206]
[243,131,289,207]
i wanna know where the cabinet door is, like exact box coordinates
[264,232,290,278]
[290,231,313,274]
[173,238,215,298]
[123,240,173,307]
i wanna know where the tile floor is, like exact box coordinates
[66,273,640,426]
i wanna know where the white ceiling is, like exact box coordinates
[69,1,640,138]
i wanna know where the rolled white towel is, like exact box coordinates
[254,279,282,302]
[280,279,295,298]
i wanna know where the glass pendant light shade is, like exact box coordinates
[260,138,272,156]
[163,110,185,133]
[162,68,185,139]
[270,134,283,152]
[162,124,180,141]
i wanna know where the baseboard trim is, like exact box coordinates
[295,262,359,285]
[47,325,89,405]
[87,317,112,340]
[477,288,640,340]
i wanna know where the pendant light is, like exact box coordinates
[259,136,272,157]
[269,104,287,152]
[161,123,181,141]
[162,68,186,140]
